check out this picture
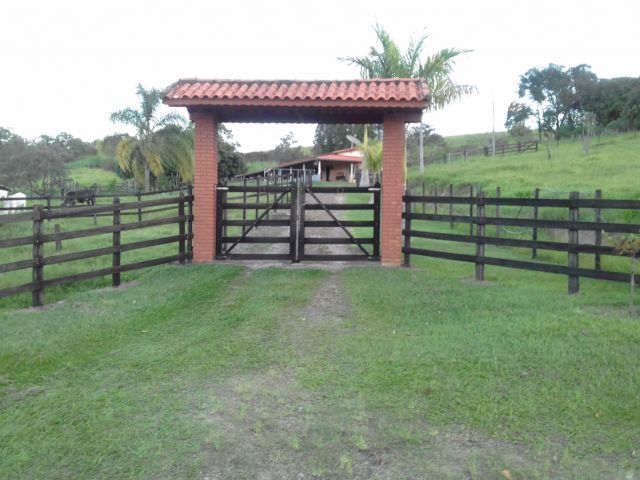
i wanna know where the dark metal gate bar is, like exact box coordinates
[302,184,380,261]
[215,180,380,262]
[217,182,292,261]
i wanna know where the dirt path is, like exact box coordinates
[196,272,540,479]
[226,191,367,269]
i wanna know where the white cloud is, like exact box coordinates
[1,0,638,151]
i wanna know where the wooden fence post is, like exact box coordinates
[54,224,62,252]
[568,191,580,294]
[434,184,438,215]
[178,193,186,264]
[255,177,261,229]
[187,184,193,262]
[475,191,485,281]
[469,185,474,235]
[265,176,270,220]
[137,192,142,222]
[422,182,426,214]
[495,186,501,238]
[46,195,51,220]
[595,189,602,270]
[532,188,540,258]
[298,181,306,260]
[289,181,299,262]
[449,183,454,228]
[403,191,411,267]
[112,198,121,287]
[32,206,44,307]
[242,178,247,234]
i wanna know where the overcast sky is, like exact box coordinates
[1,0,638,152]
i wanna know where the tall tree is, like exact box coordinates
[0,128,68,192]
[340,23,475,174]
[341,23,475,109]
[110,84,187,192]
[517,64,598,140]
[313,124,380,154]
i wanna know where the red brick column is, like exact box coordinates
[189,110,218,263]
[381,114,406,266]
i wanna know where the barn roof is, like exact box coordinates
[162,78,430,123]
[240,148,363,178]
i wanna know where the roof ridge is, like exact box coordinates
[169,78,424,84]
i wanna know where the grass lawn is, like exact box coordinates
[1,261,638,479]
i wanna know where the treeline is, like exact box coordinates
[313,123,453,166]
[507,64,640,139]
[0,128,96,192]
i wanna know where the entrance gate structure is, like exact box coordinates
[216,179,381,262]
[163,78,430,266]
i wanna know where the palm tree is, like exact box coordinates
[341,23,475,109]
[357,127,383,186]
[342,24,476,176]
[110,85,190,192]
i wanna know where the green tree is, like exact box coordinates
[517,64,598,140]
[0,128,68,192]
[341,23,475,109]
[340,23,475,175]
[110,84,188,192]
[313,124,380,154]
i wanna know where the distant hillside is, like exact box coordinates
[66,154,120,186]
[241,145,314,173]
[409,132,640,198]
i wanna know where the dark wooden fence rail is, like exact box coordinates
[0,193,193,307]
[482,141,538,156]
[0,187,188,213]
[402,191,640,294]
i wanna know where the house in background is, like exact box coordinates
[241,147,363,183]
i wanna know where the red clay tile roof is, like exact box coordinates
[163,78,429,104]
[163,79,429,123]
[316,153,362,163]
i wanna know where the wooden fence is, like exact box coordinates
[402,190,640,294]
[417,140,539,164]
[0,193,193,307]
[0,187,187,215]
[38,177,184,197]
[483,140,538,156]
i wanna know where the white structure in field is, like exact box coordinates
[4,192,26,214]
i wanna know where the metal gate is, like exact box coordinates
[216,179,380,262]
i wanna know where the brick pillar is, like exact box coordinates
[381,114,406,266]
[189,110,218,263]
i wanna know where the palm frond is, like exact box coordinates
[153,112,187,131]
[341,25,476,111]
[110,107,143,130]
[114,137,139,173]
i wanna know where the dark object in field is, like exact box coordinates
[62,187,96,207]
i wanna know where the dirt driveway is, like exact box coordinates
[227,190,370,267]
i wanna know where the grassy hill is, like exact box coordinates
[66,154,120,186]
[410,132,640,198]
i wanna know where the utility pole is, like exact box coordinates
[492,96,496,157]
[419,123,424,176]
